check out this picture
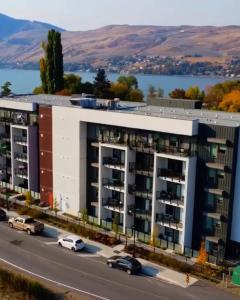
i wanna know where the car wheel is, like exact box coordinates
[9,223,13,228]
[27,229,31,235]
[58,242,62,247]
[127,269,132,275]
[71,247,76,252]
[108,262,113,268]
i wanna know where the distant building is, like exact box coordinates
[0,94,240,264]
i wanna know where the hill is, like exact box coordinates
[0,14,240,71]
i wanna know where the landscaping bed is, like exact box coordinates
[17,206,121,247]
[124,244,225,283]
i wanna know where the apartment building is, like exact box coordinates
[0,94,240,264]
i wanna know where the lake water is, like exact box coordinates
[0,68,227,97]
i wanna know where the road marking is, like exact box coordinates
[77,253,100,257]
[0,257,110,300]
[44,242,58,245]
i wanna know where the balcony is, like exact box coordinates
[91,182,99,188]
[103,157,125,170]
[156,213,183,230]
[90,162,99,168]
[14,152,28,163]
[135,208,152,221]
[14,136,28,146]
[0,134,10,142]
[0,117,14,124]
[103,178,125,192]
[90,200,99,207]
[128,184,152,199]
[130,142,156,154]
[103,198,124,212]
[0,150,11,158]
[98,135,127,146]
[158,168,185,182]
[156,191,184,207]
[15,168,28,179]
[135,165,154,177]
[158,145,191,157]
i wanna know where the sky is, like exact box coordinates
[0,0,239,31]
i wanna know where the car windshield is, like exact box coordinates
[25,218,34,224]
[75,239,83,244]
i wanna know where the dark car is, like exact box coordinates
[107,255,142,275]
[0,209,6,221]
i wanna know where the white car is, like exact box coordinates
[57,234,85,252]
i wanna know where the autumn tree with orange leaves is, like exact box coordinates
[219,90,240,112]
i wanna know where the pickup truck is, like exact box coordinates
[8,215,44,235]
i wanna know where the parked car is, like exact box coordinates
[107,255,142,275]
[0,209,6,221]
[8,215,44,234]
[58,234,85,252]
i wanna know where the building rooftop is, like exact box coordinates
[2,94,240,127]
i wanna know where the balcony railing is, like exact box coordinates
[158,168,185,182]
[103,157,125,169]
[15,168,28,178]
[156,213,183,229]
[158,145,191,157]
[135,166,154,177]
[14,136,28,144]
[156,190,184,206]
[102,198,124,211]
[14,152,28,162]
[135,208,152,221]
[0,117,14,124]
[102,178,125,191]
[128,184,152,199]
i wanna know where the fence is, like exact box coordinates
[0,181,40,200]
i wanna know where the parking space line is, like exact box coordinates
[44,242,58,245]
[77,253,100,257]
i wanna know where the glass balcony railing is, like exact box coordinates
[14,136,28,144]
[128,184,152,199]
[103,157,125,169]
[156,213,183,229]
[14,152,28,162]
[102,178,125,191]
[102,198,124,211]
[158,168,185,181]
[15,168,28,178]
[156,191,184,206]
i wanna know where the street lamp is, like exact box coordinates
[128,205,136,258]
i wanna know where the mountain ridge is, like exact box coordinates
[0,13,240,68]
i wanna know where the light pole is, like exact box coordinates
[128,205,136,258]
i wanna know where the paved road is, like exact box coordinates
[0,222,238,300]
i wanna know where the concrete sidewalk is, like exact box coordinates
[45,223,198,288]
[5,209,198,288]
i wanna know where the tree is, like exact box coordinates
[64,73,82,94]
[33,86,44,94]
[157,87,164,97]
[219,90,240,112]
[110,82,129,100]
[1,81,12,96]
[25,191,32,207]
[112,213,120,238]
[80,208,88,226]
[129,88,144,102]
[117,75,138,90]
[93,69,111,98]
[148,85,156,98]
[40,30,64,94]
[82,81,94,94]
[197,241,207,265]
[53,197,59,216]
[53,31,64,92]
[169,88,186,99]
[185,86,201,100]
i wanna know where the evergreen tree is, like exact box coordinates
[93,69,111,98]
[53,31,64,92]
[1,81,12,97]
[46,30,55,94]
[40,30,64,94]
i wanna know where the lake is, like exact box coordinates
[0,68,227,97]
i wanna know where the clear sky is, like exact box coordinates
[0,0,239,31]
